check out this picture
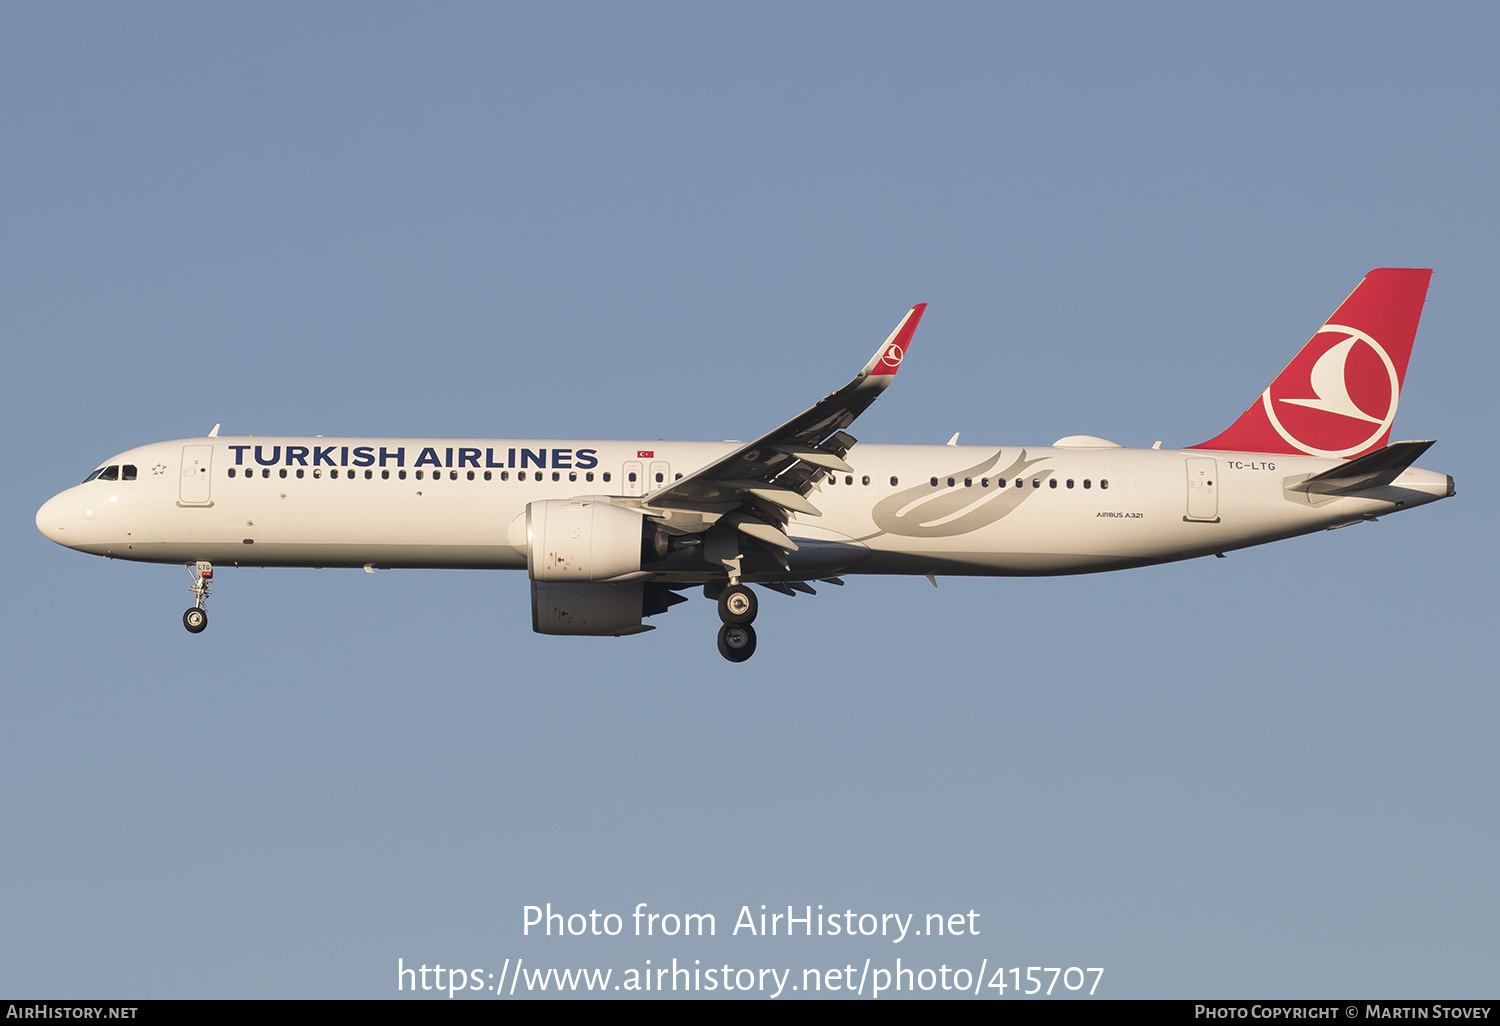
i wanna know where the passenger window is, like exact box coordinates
[399,470,407,480]
[467,470,475,480]
[451,471,458,480]
[675,473,683,480]
[416,470,424,480]
[1101,479,1109,489]
[228,468,236,478]
[655,472,664,483]
[1066,479,1074,488]
[964,478,972,487]
[555,472,562,482]
[628,472,637,482]
[123,465,137,480]
[890,476,898,486]
[862,475,870,486]
[296,469,305,479]
[844,475,853,485]
[569,472,577,482]
[262,469,270,478]
[930,477,938,487]
[483,471,491,481]
[586,472,594,482]
[947,477,955,487]
[382,470,390,480]
[1083,479,1091,489]
[280,468,288,479]
[1032,479,1040,488]
[366,470,374,480]
[330,469,338,478]
[313,469,321,478]
[501,471,509,481]
[1049,479,1057,488]
[602,472,611,482]
[998,478,1005,488]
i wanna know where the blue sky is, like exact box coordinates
[3,2,1495,999]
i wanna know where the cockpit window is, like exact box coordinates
[97,466,120,482]
[122,465,137,481]
[83,468,104,482]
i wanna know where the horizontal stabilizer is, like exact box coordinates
[1289,440,1436,496]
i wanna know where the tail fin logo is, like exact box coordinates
[883,343,904,366]
[1260,325,1400,458]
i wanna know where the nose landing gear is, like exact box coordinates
[183,561,212,633]
[715,582,758,662]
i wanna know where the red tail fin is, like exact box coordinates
[1190,268,1432,459]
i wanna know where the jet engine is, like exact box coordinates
[519,499,668,583]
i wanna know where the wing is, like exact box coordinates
[641,303,927,552]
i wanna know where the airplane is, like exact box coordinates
[36,268,1454,662]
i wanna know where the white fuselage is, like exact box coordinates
[35,435,1453,579]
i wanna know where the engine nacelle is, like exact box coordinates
[530,581,687,636]
[531,581,649,636]
[521,499,665,583]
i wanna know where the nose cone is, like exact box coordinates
[36,491,72,546]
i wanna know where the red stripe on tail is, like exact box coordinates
[1189,268,1432,459]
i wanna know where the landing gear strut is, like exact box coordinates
[183,561,212,633]
[715,582,758,661]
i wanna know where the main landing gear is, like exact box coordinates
[716,583,758,662]
[183,561,212,634]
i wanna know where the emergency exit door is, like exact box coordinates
[1185,457,1218,522]
[622,460,643,497]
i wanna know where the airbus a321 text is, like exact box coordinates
[37,269,1454,661]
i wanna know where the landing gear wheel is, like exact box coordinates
[717,623,757,662]
[718,584,757,625]
[183,561,213,634]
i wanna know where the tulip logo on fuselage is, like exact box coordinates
[867,449,1051,538]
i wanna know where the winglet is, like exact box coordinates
[860,303,927,379]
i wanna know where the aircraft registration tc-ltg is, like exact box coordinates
[37,269,1454,662]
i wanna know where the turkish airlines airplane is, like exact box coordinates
[36,268,1453,662]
